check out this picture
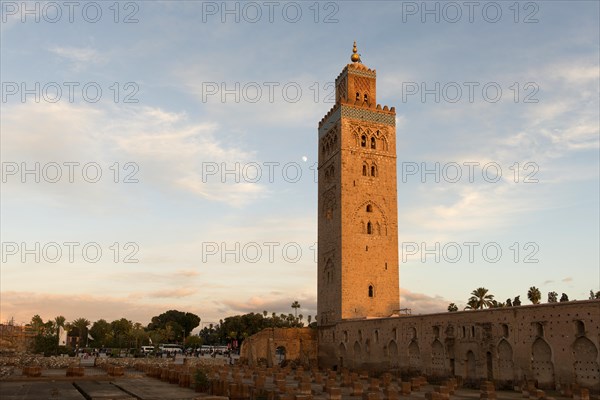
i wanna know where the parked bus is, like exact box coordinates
[158,344,183,354]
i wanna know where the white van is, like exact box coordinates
[141,346,155,355]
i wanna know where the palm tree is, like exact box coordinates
[54,315,66,348]
[71,318,90,347]
[55,315,66,329]
[527,287,542,304]
[447,303,458,312]
[291,301,301,318]
[548,291,558,303]
[464,297,479,310]
[468,287,495,309]
[490,300,505,308]
[513,295,521,306]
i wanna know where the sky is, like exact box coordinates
[1,0,599,330]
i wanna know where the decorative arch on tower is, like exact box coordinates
[350,123,390,152]
[321,187,336,222]
[353,200,388,236]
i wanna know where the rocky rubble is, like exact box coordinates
[0,353,226,380]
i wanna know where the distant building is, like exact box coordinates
[0,323,36,353]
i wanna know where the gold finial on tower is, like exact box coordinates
[351,41,361,63]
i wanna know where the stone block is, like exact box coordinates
[363,392,382,400]
[400,382,412,395]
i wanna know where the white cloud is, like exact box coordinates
[1,103,266,208]
[48,46,105,71]
[400,288,448,315]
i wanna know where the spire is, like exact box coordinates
[351,41,361,63]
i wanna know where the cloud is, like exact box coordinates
[147,288,197,298]
[1,102,266,208]
[48,46,105,71]
[562,277,573,283]
[0,291,199,326]
[400,288,448,315]
[220,294,317,318]
[399,183,548,239]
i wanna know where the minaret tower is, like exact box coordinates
[317,42,399,325]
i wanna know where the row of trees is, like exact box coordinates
[29,310,202,355]
[448,288,600,312]
[197,309,315,347]
[28,302,313,355]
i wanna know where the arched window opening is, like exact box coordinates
[366,204,372,212]
[367,222,372,235]
[356,92,360,101]
[410,327,417,340]
[371,165,376,176]
[471,326,476,338]
[361,135,366,147]
[368,285,374,297]
[575,320,585,337]
[362,165,367,176]
[535,322,544,338]
[502,324,509,338]
[371,137,376,149]
[364,94,368,102]
[275,346,286,365]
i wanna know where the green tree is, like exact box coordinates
[560,293,569,302]
[589,290,600,300]
[30,316,59,355]
[31,315,44,332]
[506,298,512,307]
[148,310,200,342]
[548,291,558,303]
[110,318,133,348]
[513,295,521,306]
[447,303,458,312]
[291,301,301,318]
[467,287,494,309]
[89,319,112,347]
[527,287,542,304]
[185,335,203,348]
